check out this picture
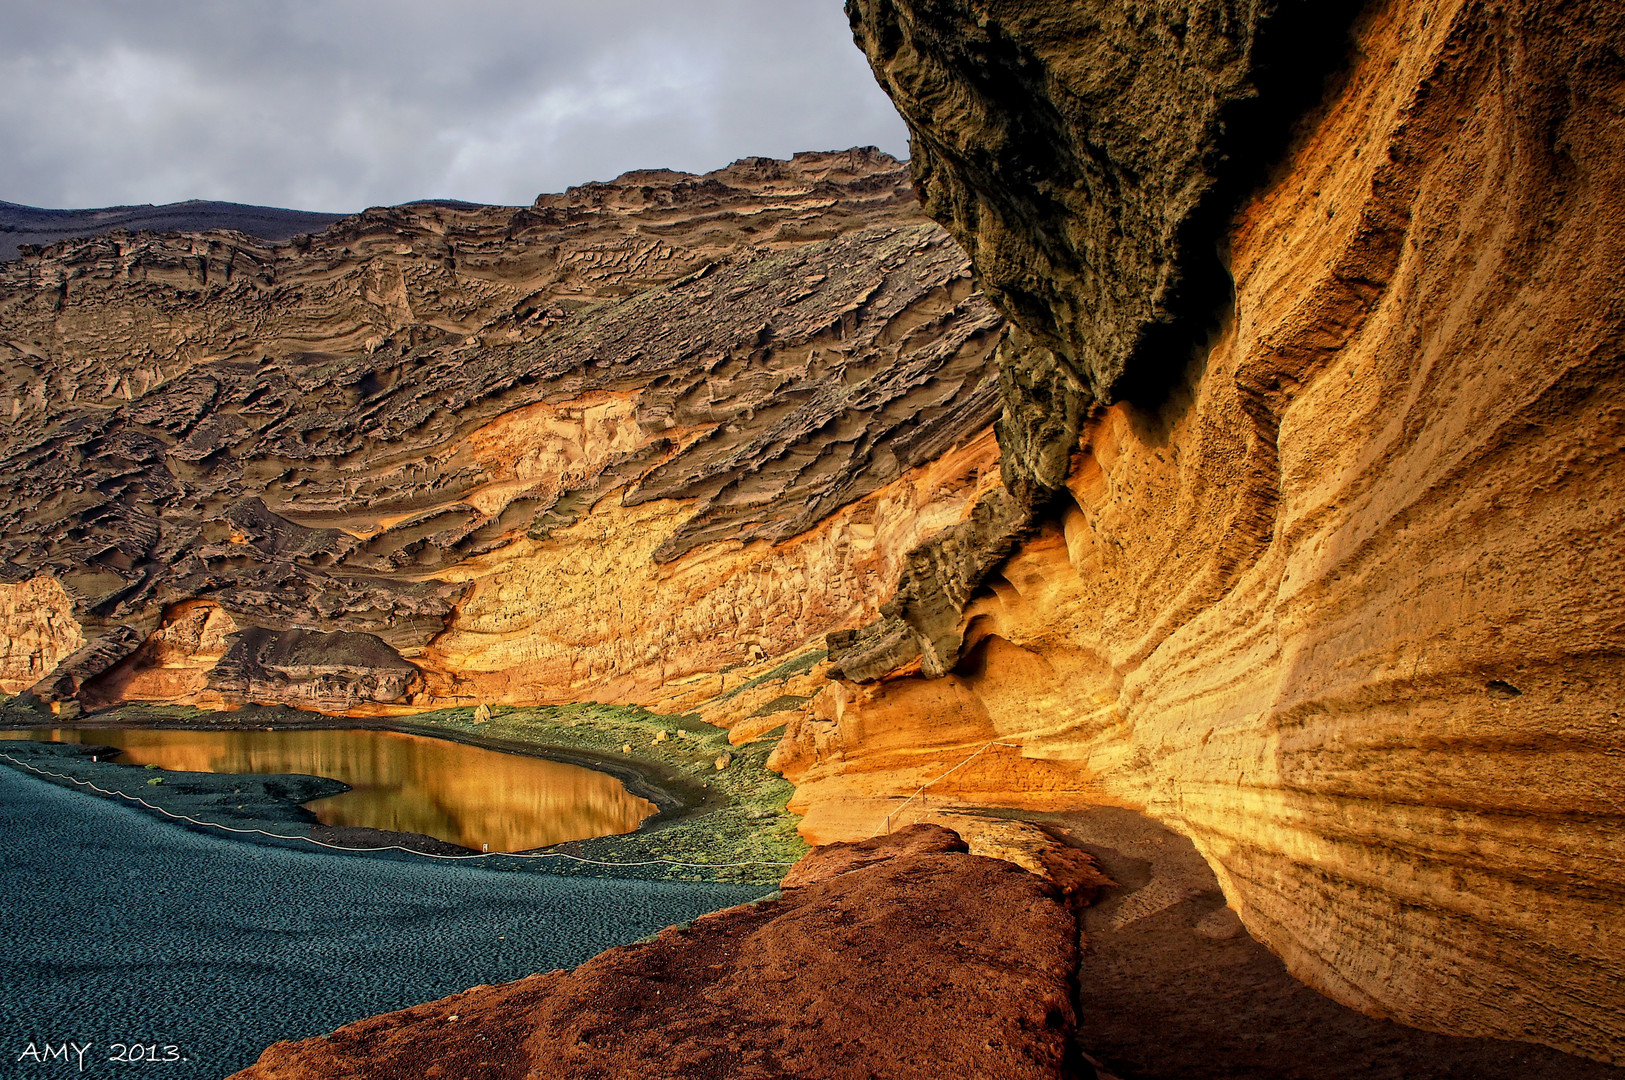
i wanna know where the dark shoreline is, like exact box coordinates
[0,762,771,1079]
[0,698,803,882]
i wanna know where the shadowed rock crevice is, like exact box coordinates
[845,0,1365,407]
[828,0,1365,682]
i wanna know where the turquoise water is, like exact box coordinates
[0,766,768,1078]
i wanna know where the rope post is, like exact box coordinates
[870,740,1020,839]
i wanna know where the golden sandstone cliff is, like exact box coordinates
[2,0,1623,1067]
[805,0,1622,1065]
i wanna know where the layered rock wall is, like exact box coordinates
[0,151,1007,711]
[822,0,1625,1062]
[5,4,1622,1063]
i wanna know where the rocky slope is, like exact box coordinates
[0,149,1007,712]
[228,826,1091,1080]
[811,0,1625,1065]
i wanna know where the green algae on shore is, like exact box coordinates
[0,696,806,883]
[394,703,807,883]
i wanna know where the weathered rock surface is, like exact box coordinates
[846,0,1362,404]
[815,0,1625,1064]
[0,571,84,694]
[0,149,1006,708]
[1056,805,1625,1080]
[228,825,1083,1080]
[206,627,423,712]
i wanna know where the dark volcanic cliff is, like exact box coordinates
[848,0,1360,404]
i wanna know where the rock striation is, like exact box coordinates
[0,149,1007,709]
[4,0,1624,1066]
[814,0,1625,1064]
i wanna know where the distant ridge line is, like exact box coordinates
[0,197,348,261]
[0,149,907,262]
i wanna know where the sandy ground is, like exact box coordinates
[1027,807,1625,1080]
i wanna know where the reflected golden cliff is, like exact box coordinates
[2,727,657,851]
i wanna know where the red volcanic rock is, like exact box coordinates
[230,825,1081,1080]
[777,820,970,887]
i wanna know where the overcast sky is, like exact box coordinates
[0,1,910,212]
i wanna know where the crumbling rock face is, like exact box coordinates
[0,572,83,694]
[827,483,1027,680]
[24,625,144,702]
[0,150,1007,708]
[208,627,422,713]
[831,0,1625,1063]
[74,599,239,706]
[229,825,1083,1080]
[846,0,1362,404]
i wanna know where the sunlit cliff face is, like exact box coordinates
[823,0,1625,1064]
[414,425,1003,707]
[0,574,83,694]
[3,1,1623,1062]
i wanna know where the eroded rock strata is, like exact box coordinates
[814,0,1625,1064]
[0,149,1007,708]
[2,0,1622,1068]
[228,826,1085,1080]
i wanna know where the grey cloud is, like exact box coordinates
[0,0,908,211]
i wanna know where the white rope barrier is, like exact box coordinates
[0,749,796,871]
[873,740,1020,837]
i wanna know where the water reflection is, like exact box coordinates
[0,727,658,852]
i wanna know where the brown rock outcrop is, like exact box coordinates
[0,571,83,693]
[816,0,1625,1063]
[228,825,1083,1080]
[207,627,423,712]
